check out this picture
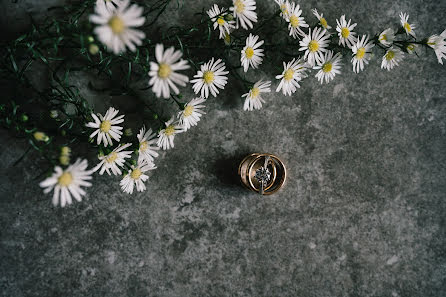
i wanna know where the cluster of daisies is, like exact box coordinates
[39,0,446,207]
[273,1,446,93]
[40,101,206,207]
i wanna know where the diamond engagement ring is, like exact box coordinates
[238,153,286,195]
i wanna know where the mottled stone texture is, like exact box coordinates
[1,0,446,296]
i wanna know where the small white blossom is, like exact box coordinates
[400,12,416,38]
[148,44,190,99]
[89,0,145,54]
[427,29,446,64]
[120,160,156,194]
[241,34,264,72]
[378,28,395,47]
[242,80,271,111]
[137,126,159,164]
[191,58,229,98]
[93,143,133,175]
[351,35,375,73]
[39,159,93,207]
[230,0,257,30]
[336,15,357,48]
[157,117,183,150]
[207,4,235,39]
[312,9,331,30]
[314,51,342,84]
[178,97,206,131]
[381,46,404,71]
[86,107,124,147]
[276,58,308,96]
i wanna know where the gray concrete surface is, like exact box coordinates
[1,0,446,296]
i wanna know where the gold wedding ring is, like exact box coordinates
[238,153,286,195]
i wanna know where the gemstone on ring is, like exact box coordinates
[255,166,271,184]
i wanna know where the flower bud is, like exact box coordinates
[124,128,133,137]
[89,44,100,55]
[50,110,58,118]
[33,131,49,142]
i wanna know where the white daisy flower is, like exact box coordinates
[178,97,206,131]
[351,34,375,73]
[299,27,330,67]
[312,9,331,30]
[406,43,421,55]
[378,28,395,47]
[120,161,156,194]
[313,51,342,84]
[207,4,235,39]
[275,58,308,96]
[137,126,159,164]
[400,12,416,38]
[148,44,190,99]
[336,15,357,48]
[89,0,145,55]
[39,159,93,207]
[286,2,309,38]
[381,46,404,71]
[86,107,124,147]
[230,0,257,30]
[241,34,264,72]
[275,0,290,19]
[190,58,229,98]
[93,143,133,175]
[427,29,446,64]
[157,117,184,150]
[242,80,271,111]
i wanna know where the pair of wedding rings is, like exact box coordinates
[238,153,286,195]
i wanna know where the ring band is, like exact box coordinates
[238,153,286,195]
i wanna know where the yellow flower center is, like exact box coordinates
[356,47,366,59]
[322,62,332,73]
[106,152,118,163]
[289,15,299,28]
[158,63,172,79]
[217,17,225,25]
[165,125,175,136]
[235,0,245,13]
[284,69,294,81]
[404,22,411,32]
[140,141,148,151]
[385,50,395,61]
[245,47,254,59]
[250,87,260,98]
[341,27,350,38]
[203,71,215,84]
[183,105,194,117]
[108,16,125,34]
[320,17,328,28]
[100,120,111,132]
[380,34,387,41]
[130,168,142,180]
[58,172,73,187]
[308,40,319,52]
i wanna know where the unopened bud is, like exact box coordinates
[89,44,100,55]
[33,131,49,142]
